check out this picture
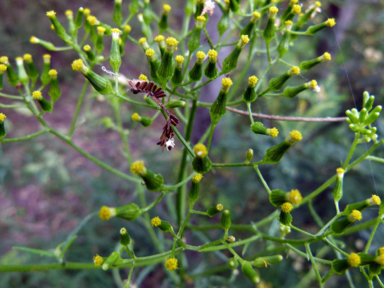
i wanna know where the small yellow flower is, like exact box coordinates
[84,8,91,15]
[166,37,179,47]
[99,205,115,221]
[165,257,178,271]
[290,66,300,75]
[83,45,91,52]
[285,20,293,26]
[326,18,336,27]
[268,127,279,138]
[309,80,318,89]
[48,69,58,77]
[196,51,206,60]
[130,161,146,175]
[241,35,250,44]
[97,26,106,34]
[43,54,51,60]
[375,254,384,266]
[145,49,155,57]
[348,253,361,267]
[192,174,203,183]
[315,1,322,7]
[196,16,207,22]
[252,11,261,19]
[151,216,161,227]
[154,35,165,42]
[248,76,258,87]
[289,130,302,142]
[32,91,43,100]
[369,195,381,206]
[93,254,104,266]
[292,5,301,14]
[269,7,278,15]
[124,25,131,33]
[0,113,6,123]
[111,28,122,39]
[281,202,293,213]
[132,113,140,121]
[290,0,298,3]
[194,143,208,158]
[138,74,148,81]
[222,78,233,89]
[175,55,184,64]
[348,210,362,222]
[287,189,302,205]
[30,36,39,44]
[139,37,147,45]
[65,10,73,16]
[71,59,84,71]
[0,64,7,73]
[163,4,171,13]
[87,16,97,25]
[46,10,56,18]
[216,204,223,211]
[208,49,218,60]
[23,54,32,62]
[323,52,331,61]
[0,56,9,64]
[336,167,345,175]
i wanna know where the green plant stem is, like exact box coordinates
[343,133,360,169]
[366,155,384,164]
[0,103,26,108]
[141,192,166,213]
[286,244,332,265]
[254,166,272,194]
[175,99,197,226]
[305,244,324,287]
[315,214,342,236]
[323,238,349,257]
[247,103,254,124]
[1,129,48,143]
[291,225,315,237]
[162,172,196,192]
[68,81,89,137]
[190,210,208,216]
[112,103,132,166]
[0,92,23,99]
[211,161,262,168]
[363,218,380,253]
[206,123,216,151]
[115,92,159,110]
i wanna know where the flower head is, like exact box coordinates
[23,54,32,62]
[71,59,88,74]
[154,35,165,42]
[145,49,155,57]
[287,189,302,205]
[292,5,301,14]
[194,143,208,158]
[166,37,179,51]
[93,255,104,266]
[240,35,250,45]
[326,18,336,27]
[248,76,258,87]
[222,78,233,89]
[208,49,218,61]
[269,7,278,16]
[268,127,279,138]
[368,195,381,206]
[315,1,322,7]
[97,26,106,35]
[323,52,331,61]
[83,45,91,52]
[348,253,361,267]
[111,28,122,39]
[46,11,56,18]
[0,56,9,64]
[175,55,184,64]
[151,216,161,227]
[99,205,116,221]
[0,113,6,123]
[348,210,362,222]
[290,66,300,75]
[216,204,224,211]
[0,64,7,73]
[130,161,146,175]
[165,257,178,271]
[139,74,147,81]
[308,80,318,89]
[163,4,171,13]
[281,202,293,213]
[132,113,140,121]
[289,130,303,142]
[124,25,131,33]
[48,69,58,77]
[192,173,203,183]
[32,91,43,100]
[196,51,206,60]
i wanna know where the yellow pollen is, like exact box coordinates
[84,8,91,15]
[99,206,113,221]
[30,36,39,44]
[208,49,218,60]
[166,37,179,47]
[15,57,23,62]
[287,189,302,205]
[336,167,345,174]
[248,76,258,86]
[290,0,298,3]
[130,161,146,175]
[65,10,73,16]
[196,16,207,22]
[145,49,155,57]
[252,11,261,19]
[315,1,322,7]
[349,210,362,221]
[32,91,42,100]
[93,255,103,266]
[348,253,361,267]
[97,26,106,33]
[124,25,131,33]
[269,127,279,138]
[71,59,84,71]
[192,173,203,183]
[132,113,140,121]
[323,52,331,60]
[154,35,165,42]
[222,77,233,88]
[290,66,300,75]
[292,5,301,14]
[326,18,336,27]
[48,69,58,76]
[175,55,184,64]
[139,37,147,45]
[83,45,91,52]
[379,247,384,255]
[241,35,250,44]
[151,217,161,227]
[23,54,32,61]
[165,257,178,271]
[196,51,206,60]
[289,130,302,141]
[370,195,381,205]
[87,16,97,25]
[46,11,56,18]
[375,255,384,266]
[111,28,122,35]
[216,204,224,211]
[285,20,293,26]
[0,64,7,72]
[163,4,171,12]
[0,113,6,122]
[309,80,318,89]
[281,202,293,213]
[0,56,8,64]
[269,7,278,14]
[139,74,147,81]
[194,143,208,158]
[43,54,51,59]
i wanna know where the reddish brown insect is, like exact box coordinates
[127,79,179,151]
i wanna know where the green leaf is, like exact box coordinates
[13,246,56,258]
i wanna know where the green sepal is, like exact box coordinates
[67,16,75,35]
[299,58,322,71]
[148,59,161,83]
[263,140,292,164]
[263,16,276,44]
[359,108,368,122]
[357,253,377,265]
[240,21,256,38]
[280,3,294,21]
[84,70,113,95]
[245,148,253,163]
[210,90,228,125]
[342,200,369,215]
[48,78,61,105]
[207,204,223,217]
[141,170,164,192]
[0,74,3,91]
[228,257,239,269]
[171,67,183,87]
[269,189,287,207]
[41,62,51,86]
[363,92,375,111]
[5,65,19,87]
[129,0,140,16]
[217,9,229,36]
[165,100,185,109]
[251,122,268,135]
[330,217,352,235]
[282,84,307,99]
[306,22,328,35]
[268,72,291,91]
[289,24,301,42]
[49,16,71,44]
[229,0,240,12]
[253,255,283,268]
[96,35,104,54]
[158,221,173,232]
[157,51,174,83]
[110,38,122,73]
[243,86,257,102]
[188,62,203,81]
[119,228,131,246]
[74,8,84,29]
[143,2,152,24]
[26,61,39,88]
[113,1,123,26]
[296,7,317,26]
[204,61,218,80]
[187,28,202,53]
[0,122,6,139]
[279,211,292,225]
[241,263,260,284]
[85,49,96,62]
[102,252,121,270]
[159,14,168,33]
[346,110,359,124]
[368,262,382,277]
[98,23,112,36]
[332,259,350,275]
[194,1,204,19]
[221,209,231,230]
[37,98,53,112]
[89,26,98,44]
[364,106,382,125]
[277,31,291,58]
[139,116,152,127]
[16,61,29,86]
[332,175,344,202]
[192,156,212,174]
[115,203,141,221]
[222,46,242,73]
[188,181,200,204]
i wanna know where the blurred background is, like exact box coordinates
[0,0,383,287]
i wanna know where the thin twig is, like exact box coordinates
[226,107,348,122]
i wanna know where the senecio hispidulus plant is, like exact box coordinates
[0,0,383,287]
